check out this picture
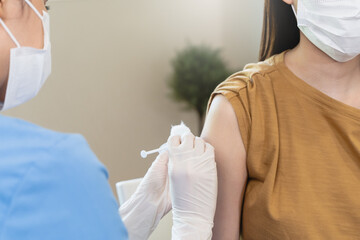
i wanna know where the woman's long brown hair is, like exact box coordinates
[259,0,300,61]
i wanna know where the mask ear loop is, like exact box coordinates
[24,0,43,20]
[0,0,44,48]
[0,18,21,48]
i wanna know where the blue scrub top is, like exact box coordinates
[0,115,128,240]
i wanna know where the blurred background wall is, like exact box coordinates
[3,0,263,195]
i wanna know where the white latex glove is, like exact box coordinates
[119,151,172,240]
[167,132,217,240]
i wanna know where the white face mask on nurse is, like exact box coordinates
[0,0,51,111]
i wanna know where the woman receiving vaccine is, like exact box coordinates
[203,0,360,239]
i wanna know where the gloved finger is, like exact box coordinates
[194,137,205,155]
[147,151,169,179]
[139,151,169,192]
[154,150,169,164]
[150,151,169,169]
[178,132,195,150]
[167,135,181,148]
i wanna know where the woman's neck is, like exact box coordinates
[285,32,360,106]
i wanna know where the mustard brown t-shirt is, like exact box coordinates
[207,50,360,239]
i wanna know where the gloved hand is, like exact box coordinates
[119,122,217,240]
[167,132,217,240]
[119,150,172,240]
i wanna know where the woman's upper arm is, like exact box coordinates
[201,94,248,240]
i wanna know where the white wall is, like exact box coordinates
[222,0,264,68]
[3,0,263,197]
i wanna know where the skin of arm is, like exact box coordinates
[201,94,248,240]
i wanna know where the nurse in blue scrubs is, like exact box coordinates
[0,1,217,239]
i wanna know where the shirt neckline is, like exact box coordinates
[274,50,360,122]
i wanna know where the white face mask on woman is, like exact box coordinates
[292,0,360,62]
[0,0,51,111]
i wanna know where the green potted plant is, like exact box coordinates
[168,44,230,134]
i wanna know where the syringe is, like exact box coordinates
[140,143,167,159]
[140,122,190,159]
